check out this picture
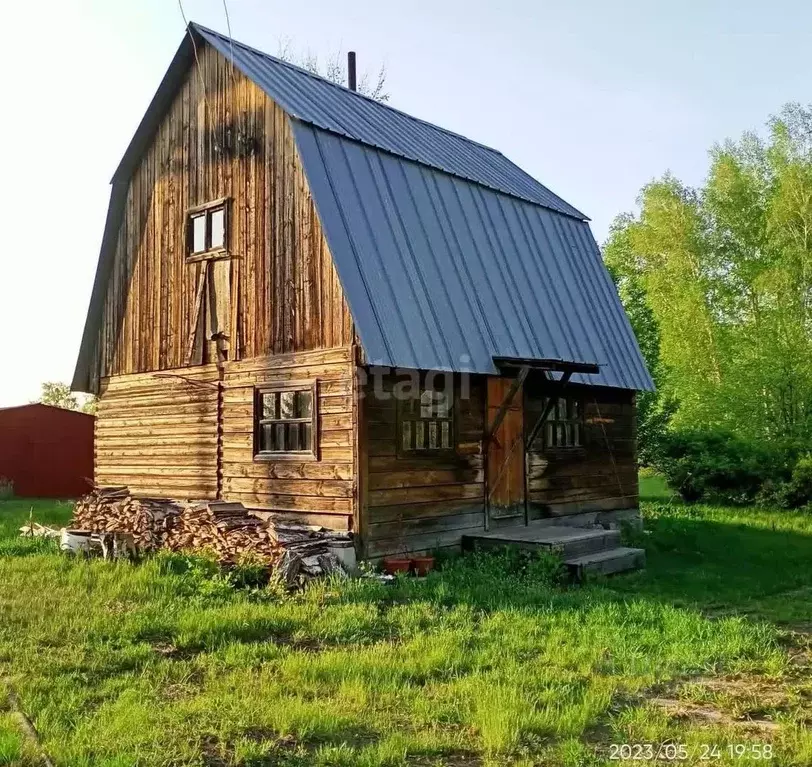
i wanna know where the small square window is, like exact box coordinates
[187,200,228,257]
[399,380,454,455]
[542,396,583,449]
[255,384,318,458]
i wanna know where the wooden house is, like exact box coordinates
[72,24,653,565]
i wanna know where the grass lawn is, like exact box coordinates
[0,489,811,766]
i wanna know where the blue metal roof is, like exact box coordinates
[194,24,586,220]
[293,123,653,390]
[75,23,652,393]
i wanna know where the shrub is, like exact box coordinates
[758,454,812,509]
[654,429,791,504]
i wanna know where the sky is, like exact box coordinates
[1,0,810,406]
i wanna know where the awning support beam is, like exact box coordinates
[494,356,600,376]
[524,371,573,452]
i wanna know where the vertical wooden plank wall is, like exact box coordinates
[95,44,353,379]
[92,44,356,512]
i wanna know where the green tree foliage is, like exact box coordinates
[605,218,677,464]
[37,382,78,411]
[605,104,812,444]
[36,382,97,414]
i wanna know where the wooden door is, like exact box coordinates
[487,377,525,518]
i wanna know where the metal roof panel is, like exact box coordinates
[194,23,587,220]
[294,121,653,390]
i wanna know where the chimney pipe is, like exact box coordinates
[347,51,357,91]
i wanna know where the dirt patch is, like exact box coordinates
[586,666,807,753]
[408,754,484,766]
[648,695,781,733]
[650,662,812,732]
[151,642,201,661]
[779,627,812,668]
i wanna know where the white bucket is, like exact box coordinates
[60,529,94,554]
[328,540,357,573]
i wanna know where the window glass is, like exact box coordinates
[192,214,207,253]
[428,421,438,449]
[541,396,583,449]
[399,384,454,453]
[420,390,434,418]
[280,391,296,419]
[210,208,225,249]
[260,423,275,452]
[297,391,313,418]
[262,393,277,419]
[415,421,425,450]
[255,386,316,455]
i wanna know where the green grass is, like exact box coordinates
[0,489,811,766]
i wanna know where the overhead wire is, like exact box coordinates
[222,0,236,82]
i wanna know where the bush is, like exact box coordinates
[758,454,812,509]
[654,429,792,504]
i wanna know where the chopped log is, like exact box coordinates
[71,487,350,584]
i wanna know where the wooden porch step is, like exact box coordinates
[462,526,621,559]
[565,547,646,579]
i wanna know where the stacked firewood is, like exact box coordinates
[164,501,280,565]
[72,488,281,565]
[267,523,353,581]
[70,488,352,580]
[72,487,180,550]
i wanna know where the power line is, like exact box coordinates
[222,0,236,81]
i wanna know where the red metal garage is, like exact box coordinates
[0,404,94,498]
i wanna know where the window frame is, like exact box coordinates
[186,198,230,262]
[396,376,456,457]
[253,380,319,462]
[540,395,584,451]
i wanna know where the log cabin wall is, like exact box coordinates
[95,365,220,499]
[524,381,638,517]
[360,372,638,557]
[95,42,353,380]
[361,372,487,557]
[219,348,356,531]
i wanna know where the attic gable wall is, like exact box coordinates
[95,43,354,383]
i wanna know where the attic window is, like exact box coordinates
[187,199,228,259]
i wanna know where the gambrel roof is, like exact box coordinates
[73,23,653,392]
